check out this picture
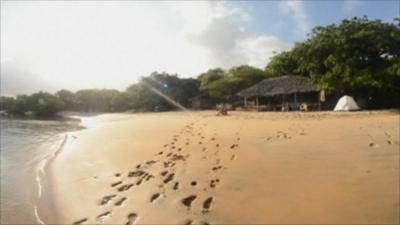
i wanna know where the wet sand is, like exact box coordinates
[42,111,399,224]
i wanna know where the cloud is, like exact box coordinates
[190,16,288,69]
[343,0,362,11]
[279,1,310,34]
[188,2,288,69]
[1,1,289,95]
[0,61,55,96]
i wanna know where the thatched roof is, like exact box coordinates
[238,75,318,97]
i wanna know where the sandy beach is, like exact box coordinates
[40,111,399,224]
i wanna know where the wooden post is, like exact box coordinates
[318,92,321,111]
[256,97,259,111]
[294,93,297,104]
[244,97,247,108]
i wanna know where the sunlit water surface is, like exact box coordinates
[0,117,82,224]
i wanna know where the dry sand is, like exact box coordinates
[40,111,399,224]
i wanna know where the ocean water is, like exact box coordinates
[0,117,82,224]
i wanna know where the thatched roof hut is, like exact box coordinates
[237,75,321,111]
[238,75,318,97]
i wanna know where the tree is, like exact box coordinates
[28,92,64,116]
[265,45,308,76]
[126,72,200,111]
[198,68,226,91]
[56,89,76,110]
[110,92,130,112]
[198,65,267,99]
[8,95,29,115]
[0,96,15,111]
[4,92,64,116]
[74,89,122,112]
[265,16,400,107]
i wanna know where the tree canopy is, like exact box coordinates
[265,17,400,92]
[198,65,267,99]
[126,72,200,111]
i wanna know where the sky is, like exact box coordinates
[1,0,398,96]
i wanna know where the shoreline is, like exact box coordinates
[39,110,399,224]
[35,133,73,224]
[36,115,88,225]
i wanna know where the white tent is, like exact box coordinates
[334,95,360,111]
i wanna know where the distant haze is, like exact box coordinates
[1,1,396,96]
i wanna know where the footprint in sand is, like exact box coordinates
[184,219,193,225]
[190,181,197,186]
[145,160,156,165]
[369,142,379,148]
[115,197,127,206]
[145,174,154,181]
[202,197,213,213]
[111,181,122,187]
[100,194,116,205]
[211,166,222,172]
[160,170,168,176]
[173,182,179,190]
[230,144,237,149]
[97,211,111,221]
[210,179,220,188]
[230,154,236,160]
[128,170,146,177]
[118,184,134,192]
[136,179,143,186]
[150,193,161,203]
[125,213,138,225]
[163,173,175,183]
[181,195,197,209]
[73,218,88,225]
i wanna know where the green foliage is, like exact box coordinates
[74,89,124,112]
[28,92,64,116]
[198,65,267,99]
[56,89,76,110]
[198,68,226,91]
[265,17,400,107]
[266,17,400,92]
[265,50,302,76]
[0,96,15,111]
[126,72,201,111]
[4,92,64,116]
[7,95,30,115]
